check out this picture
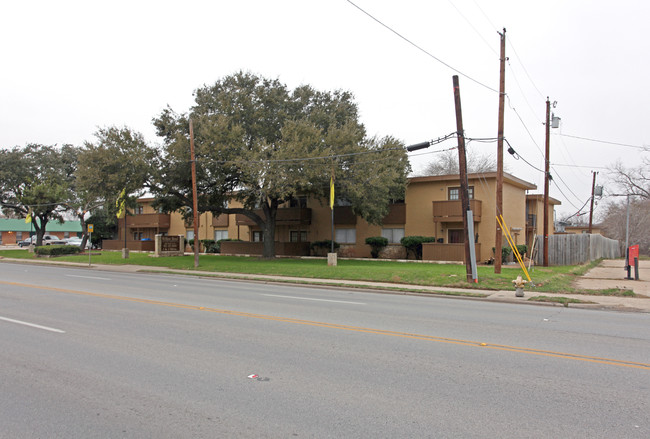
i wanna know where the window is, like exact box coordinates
[135,205,144,215]
[335,228,356,244]
[448,186,474,200]
[186,230,194,241]
[133,232,143,240]
[214,230,229,241]
[290,231,308,242]
[64,232,70,239]
[252,231,263,242]
[381,228,405,244]
[289,196,307,208]
[16,231,23,241]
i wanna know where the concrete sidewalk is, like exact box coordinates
[2,256,649,313]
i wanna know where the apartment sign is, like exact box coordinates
[154,234,184,257]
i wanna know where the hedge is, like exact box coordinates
[35,245,83,256]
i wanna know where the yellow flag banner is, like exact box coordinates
[25,212,32,223]
[329,176,335,210]
[116,188,126,219]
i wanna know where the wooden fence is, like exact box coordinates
[534,234,621,266]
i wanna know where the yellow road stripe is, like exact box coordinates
[4,280,650,370]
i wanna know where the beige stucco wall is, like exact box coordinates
[135,173,547,261]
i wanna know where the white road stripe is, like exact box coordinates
[65,274,111,280]
[0,316,66,333]
[262,294,365,305]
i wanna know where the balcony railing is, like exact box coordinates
[526,213,537,228]
[382,203,406,225]
[212,214,229,227]
[126,213,170,229]
[236,208,312,226]
[432,200,482,222]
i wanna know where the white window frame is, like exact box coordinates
[214,230,229,241]
[335,228,356,244]
[381,228,405,244]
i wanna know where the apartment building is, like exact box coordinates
[108,172,557,262]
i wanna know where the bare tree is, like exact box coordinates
[608,151,650,199]
[600,197,650,255]
[419,148,500,176]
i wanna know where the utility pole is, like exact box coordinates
[189,119,200,268]
[588,171,598,233]
[495,28,506,273]
[452,75,473,282]
[543,98,550,267]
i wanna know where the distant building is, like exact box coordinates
[0,218,82,245]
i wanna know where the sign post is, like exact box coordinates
[87,224,94,266]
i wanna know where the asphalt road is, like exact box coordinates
[1,262,649,438]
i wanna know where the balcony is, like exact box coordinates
[381,203,406,225]
[236,208,312,226]
[334,206,357,225]
[432,200,482,223]
[126,213,170,229]
[212,214,229,227]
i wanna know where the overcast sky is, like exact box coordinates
[2,0,648,219]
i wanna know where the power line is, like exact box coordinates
[345,0,499,93]
[506,39,546,100]
[550,165,583,205]
[551,163,608,170]
[446,0,498,56]
[505,95,545,159]
[560,195,592,220]
[553,133,647,150]
[550,179,582,211]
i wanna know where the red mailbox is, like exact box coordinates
[629,245,639,260]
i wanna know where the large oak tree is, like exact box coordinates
[151,71,410,258]
[0,144,77,245]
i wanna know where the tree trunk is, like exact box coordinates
[261,202,277,259]
[34,217,47,246]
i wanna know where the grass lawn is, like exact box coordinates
[0,248,619,295]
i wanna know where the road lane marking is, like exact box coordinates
[3,280,649,371]
[0,316,65,333]
[262,293,365,305]
[66,275,112,280]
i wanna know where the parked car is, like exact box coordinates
[19,235,67,246]
[18,237,34,247]
[65,237,91,249]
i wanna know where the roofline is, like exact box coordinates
[526,194,562,205]
[409,172,537,190]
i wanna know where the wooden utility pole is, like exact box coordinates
[452,75,473,282]
[189,119,200,268]
[495,28,506,273]
[588,171,598,233]
[543,98,550,267]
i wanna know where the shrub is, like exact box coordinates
[516,244,528,257]
[400,236,437,260]
[200,239,218,253]
[492,246,512,263]
[35,245,82,257]
[365,236,389,258]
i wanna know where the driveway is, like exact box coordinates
[574,259,650,296]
